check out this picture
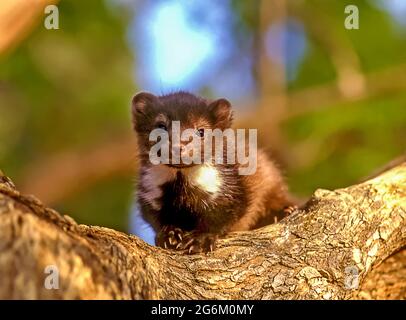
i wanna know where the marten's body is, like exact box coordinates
[132,91,294,253]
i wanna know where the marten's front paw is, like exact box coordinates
[178,232,218,254]
[156,226,184,249]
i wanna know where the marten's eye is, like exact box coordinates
[196,128,205,137]
[156,123,167,131]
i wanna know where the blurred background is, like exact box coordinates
[0,0,405,237]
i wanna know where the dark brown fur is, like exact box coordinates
[132,91,294,253]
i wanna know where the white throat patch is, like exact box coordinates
[188,165,221,194]
[142,164,222,204]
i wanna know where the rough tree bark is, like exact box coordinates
[0,164,405,300]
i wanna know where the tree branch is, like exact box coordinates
[357,248,405,299]
[0,0,58,55]
[0,163,405,299]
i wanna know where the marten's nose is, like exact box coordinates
[171,143,193,159]
[180,145,192,158]
[171,143,184,155]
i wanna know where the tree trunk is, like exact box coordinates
[0,164,405,300]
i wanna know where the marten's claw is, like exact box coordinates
[179,232,217,254]
[156,226,185,249]
[157,227,217,254]
[283,205,298,216]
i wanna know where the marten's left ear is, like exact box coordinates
[209,98,233,128]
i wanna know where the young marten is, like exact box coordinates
[132,91,295,254]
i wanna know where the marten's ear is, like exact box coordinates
[132,92,157,118]
[208,98,233,128]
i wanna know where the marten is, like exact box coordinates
[131,91,295,254]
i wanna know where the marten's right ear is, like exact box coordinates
[131,92,157,118]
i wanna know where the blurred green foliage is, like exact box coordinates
[285,94,406,194]
[285,0,406,195]
[0,0,135,230]
[0,0,405,231]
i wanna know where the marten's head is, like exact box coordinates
[131,91,233,168]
